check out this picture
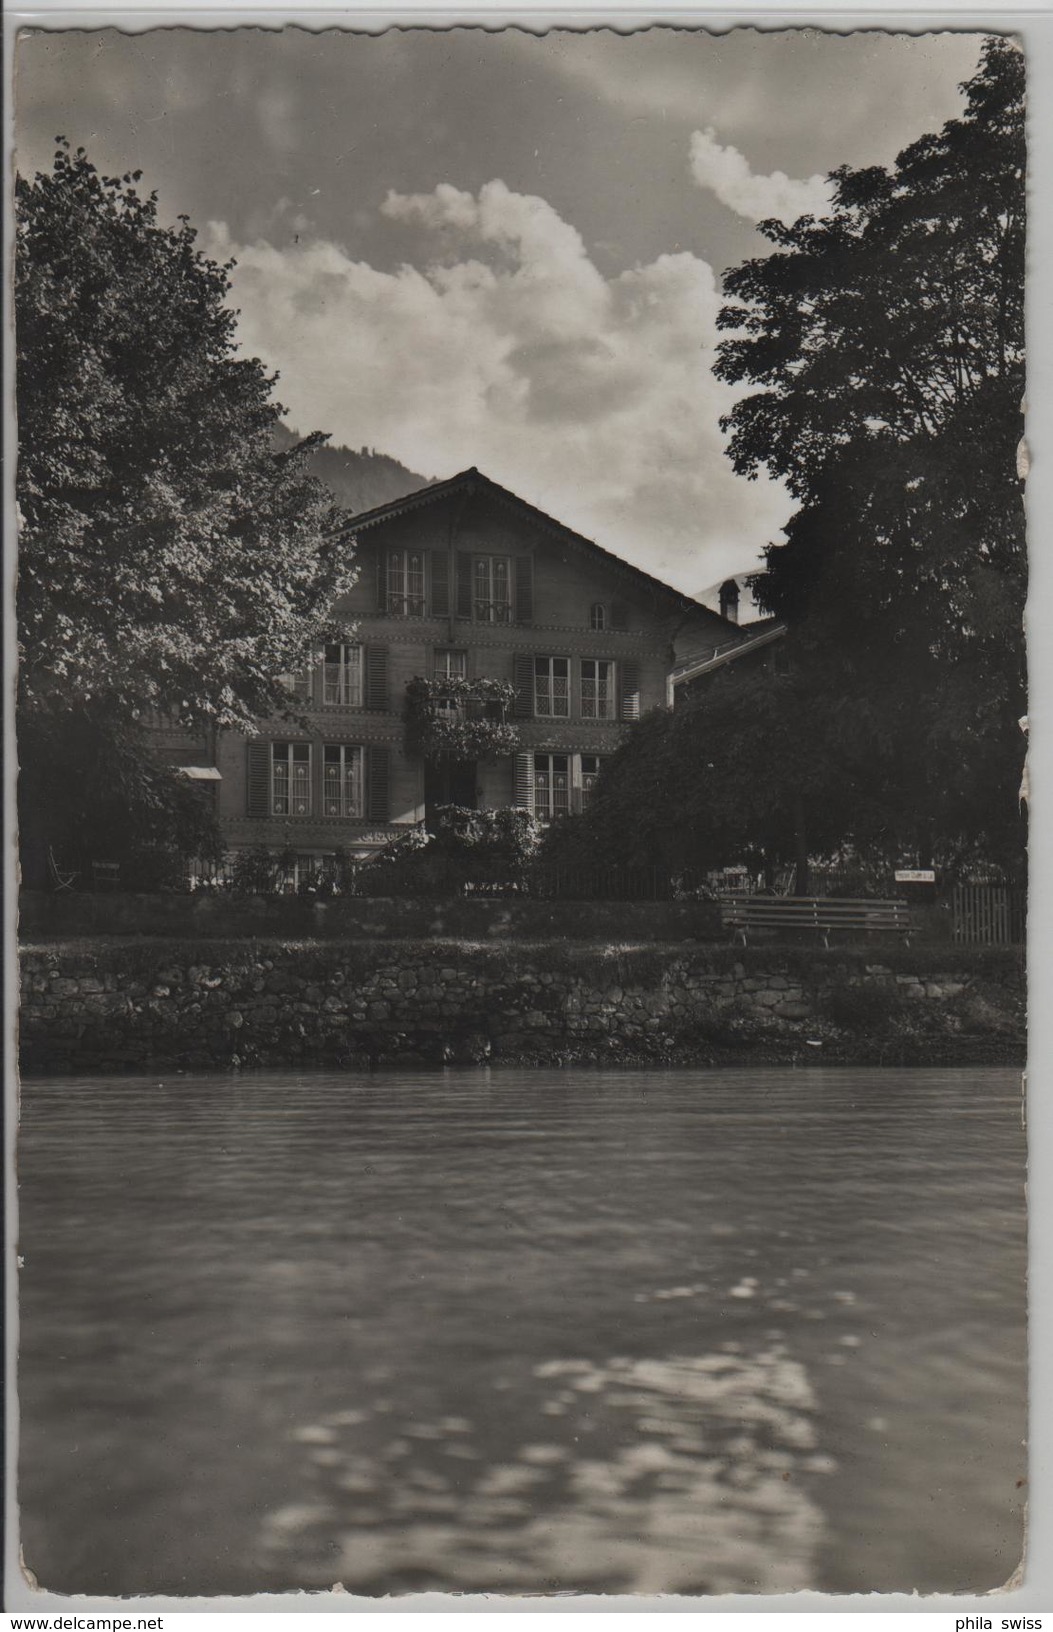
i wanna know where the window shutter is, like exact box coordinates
[571,753,583,815]
[364,645,389,710]
[246,741,271,817]
[620,660,641,721]
[376,552,387,613]
[513,753,535,811]
[431,550,450,617]
[610,600,629,632]
[513,652,534,718]
[515,556,534,625]
[456,552,473,619]
[366,745,390,822]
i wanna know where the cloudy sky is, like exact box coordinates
[16,25,990,592]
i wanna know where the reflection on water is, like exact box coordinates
[17,1067,1026,1597]
[264,1349,827,1594]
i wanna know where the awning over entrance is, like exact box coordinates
[174,766,222,781]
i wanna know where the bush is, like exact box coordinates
[120,846,192,893]
[229,847,293,896]
[357,806,543,897]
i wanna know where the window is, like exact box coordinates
[284,664,313,702]
[580,754,603,806]
[581,659,615,720]
[434,649,468,680]
[474,556,511,624]
[323,643,362,706]
[534,656,570,718]
[534,754,570,824]
[431,650,468,719]
[271,742,311,817]
[323,744,363,818]
[590,603,607,632]
[387,549,426,616]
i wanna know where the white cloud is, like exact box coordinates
[689,127,833,224]
[207,180,790,590]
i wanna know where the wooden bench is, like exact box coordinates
[721,895,912,949]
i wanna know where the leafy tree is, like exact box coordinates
[17,141,357,882]
[555,41,1026,884]
[541,659,894,885]
[19,711,226,889]
[712,37,1026,872]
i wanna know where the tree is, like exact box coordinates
[550,41,1026,885]
[712,37,1026,872]
[17,141,358,882]
[540,657,894,886]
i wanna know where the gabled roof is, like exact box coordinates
[668,621,787,693]
[347,466,740,628]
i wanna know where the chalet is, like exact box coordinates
[169,469,744,869]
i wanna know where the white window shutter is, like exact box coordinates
[513,753,535,810]
[620,660,641,721]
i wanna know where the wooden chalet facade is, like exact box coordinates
[173,469,740,866]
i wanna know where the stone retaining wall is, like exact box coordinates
[19,939,1024,1073]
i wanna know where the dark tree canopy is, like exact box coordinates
[714,37,1024,506]
[718,38,1025,872]
[550,39,1027,881]
[16,140,358,731]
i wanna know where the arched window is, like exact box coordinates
[590,602,607,631]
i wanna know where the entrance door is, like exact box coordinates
[424,761,477,822]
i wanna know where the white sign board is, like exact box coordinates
[894,869,936,883]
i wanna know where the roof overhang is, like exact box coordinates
[174,765,222,781]
[667,623,788,703]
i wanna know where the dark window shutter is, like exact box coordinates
[364,645,389,710]
[431,550,450,617]
[513,753,535,810]
[515,556,533,625]
[513,653,534,718]
[376,552,387,613]
[456,552,473,619]
[366,745,390,822]
[610,600,629,632]
[246,741,271,817]
[620,660,641,721]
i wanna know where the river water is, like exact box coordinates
[17,1066,1025,1600]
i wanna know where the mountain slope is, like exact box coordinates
[274,424,433,515]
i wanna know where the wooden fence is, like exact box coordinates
[952,884,1027,945]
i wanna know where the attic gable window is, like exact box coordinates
[474,556,511,624]
[387,549,426,616]
[590,603,607,631]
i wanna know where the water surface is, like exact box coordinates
[17,1066,1026,1597]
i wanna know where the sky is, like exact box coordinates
[15,24,991,593]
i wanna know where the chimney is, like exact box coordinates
[719,578,740,624]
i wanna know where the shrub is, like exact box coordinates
[120,845,192,893]
[229,847,292,896]
[358,806,543,897]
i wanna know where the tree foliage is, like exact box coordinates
[715,38,1026,870]
[552,39,1026,880]
[16,140,357,730]
[17,141,360,883]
